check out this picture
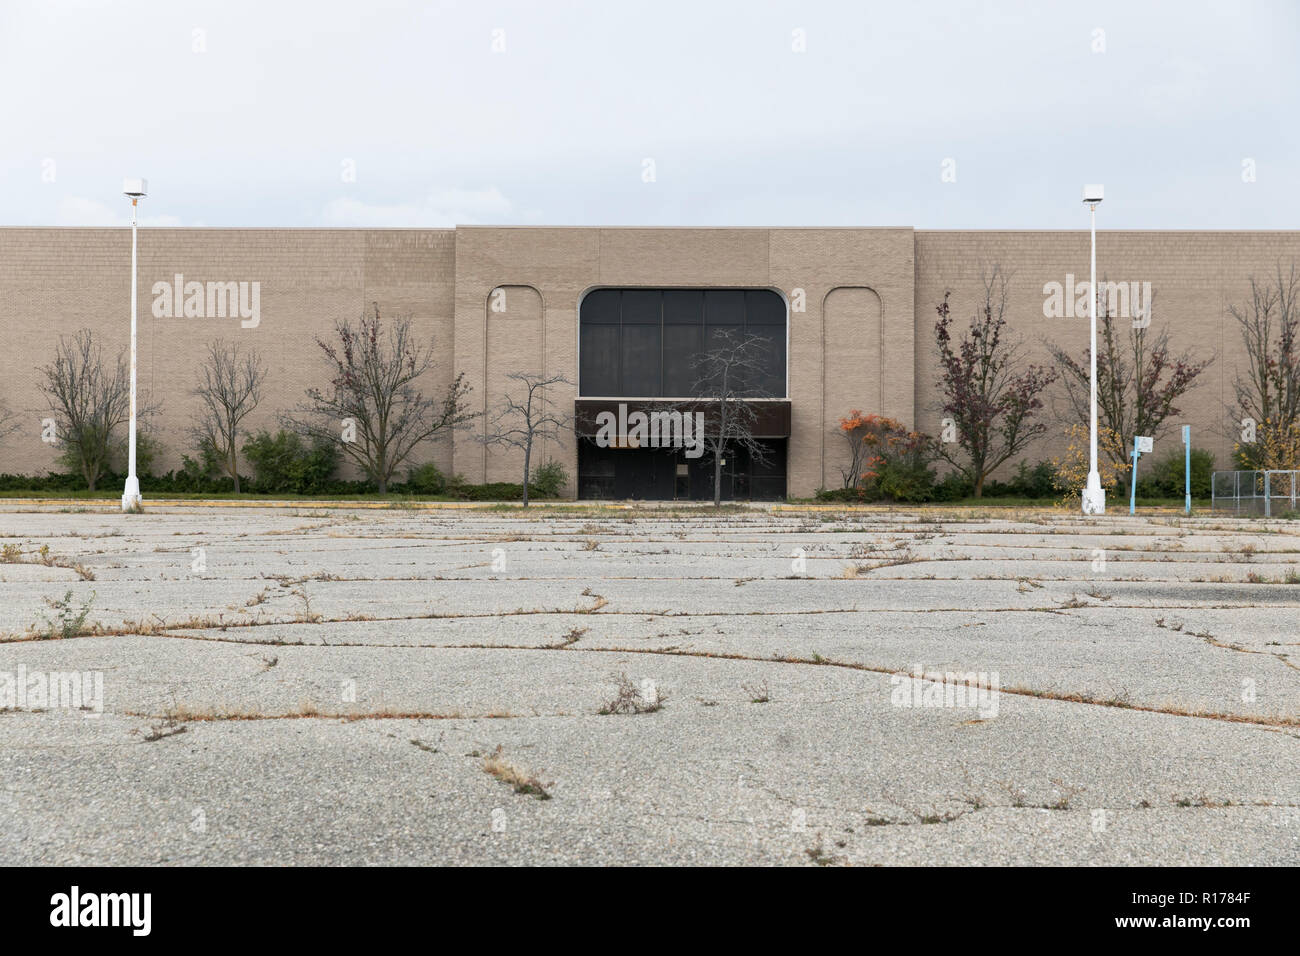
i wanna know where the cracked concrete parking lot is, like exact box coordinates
[1,502,1298,866]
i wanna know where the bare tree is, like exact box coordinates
[1228,262,1300,469]
[287,304,473,494]
[692,330,773,507]
[38,330,148,491]
[934,268,1057,496]
[0,400,21,446]
[1049,280,1212,470]
[190,340,266,493]
[480,371,573,506]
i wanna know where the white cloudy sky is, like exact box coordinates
[2,0,1297,229]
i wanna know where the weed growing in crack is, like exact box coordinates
[1173,794,1236,808]
[1045,778,1087,810]
[998,780,1028,808]
[598,673,667,714]
[743,680,771,703]
[37,590,96,640]
[804,838,846,866]
[578,587,608,613]
[482,745,551,799]
[2,543,94,580]
[134,705,187,743]
[547,626,588,649]
[290,587,322,623]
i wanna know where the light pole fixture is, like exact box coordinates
[121,178,147,513]
[1081,184,1105,515]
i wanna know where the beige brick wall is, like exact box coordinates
[767,228,916,493]
[482,285,544,484]
[915,230,1300,478]
[4,225,1296,497]
[0,228,456,481]
[452,226,915,498]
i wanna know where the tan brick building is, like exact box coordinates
[1,226,1295,498]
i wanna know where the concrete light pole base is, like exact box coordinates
[121,475,142,513]
[1081,471,1106,515]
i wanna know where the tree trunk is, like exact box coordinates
[973,472,984,498]
[231,449,241,494]
[713,455,722,508]
[522,444,531,507]
[377,476,387,495]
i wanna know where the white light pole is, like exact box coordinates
[121,178,147,513]
[1081,184,1105,515]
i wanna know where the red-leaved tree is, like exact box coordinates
[934,268,1057,497]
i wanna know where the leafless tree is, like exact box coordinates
[38,330,154,491]
[1049,280,1212,470]
[480,371,573,506]
[692,329,773,507]
[1228,262,1300,469]
[286,304,474,494]
[0,400,21,446]
[190,340,266,493]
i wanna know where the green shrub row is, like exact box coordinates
[817,449,1213,504]
[2,428,570,500]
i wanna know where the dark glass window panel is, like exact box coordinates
[579,287,785,398]
[621,289,661,324]
[581,440,617,477]
[621,323,662,396]
[745,289,785,325]
[746,327,786,397]
[751,440,786,476]
[663,290,703,324]
[581,289,621,324]
[662,322,702,396]
[580,324,619,395]
[704,290,745,326]
[704,324,743,346]
[750,476,786,500]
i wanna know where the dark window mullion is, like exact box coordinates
[659,290,665,397]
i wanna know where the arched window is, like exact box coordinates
[579,288,786,398]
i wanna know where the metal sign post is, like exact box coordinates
[1182,425,1191,515]
[1129,436,1153,516]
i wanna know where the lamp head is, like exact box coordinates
[123,178,148,199]
[1082,183,1104,205]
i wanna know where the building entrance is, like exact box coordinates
[576,438,787,501]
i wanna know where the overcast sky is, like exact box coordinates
[3,0,1297,230]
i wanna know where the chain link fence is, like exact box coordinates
[1211,470,1300,516]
